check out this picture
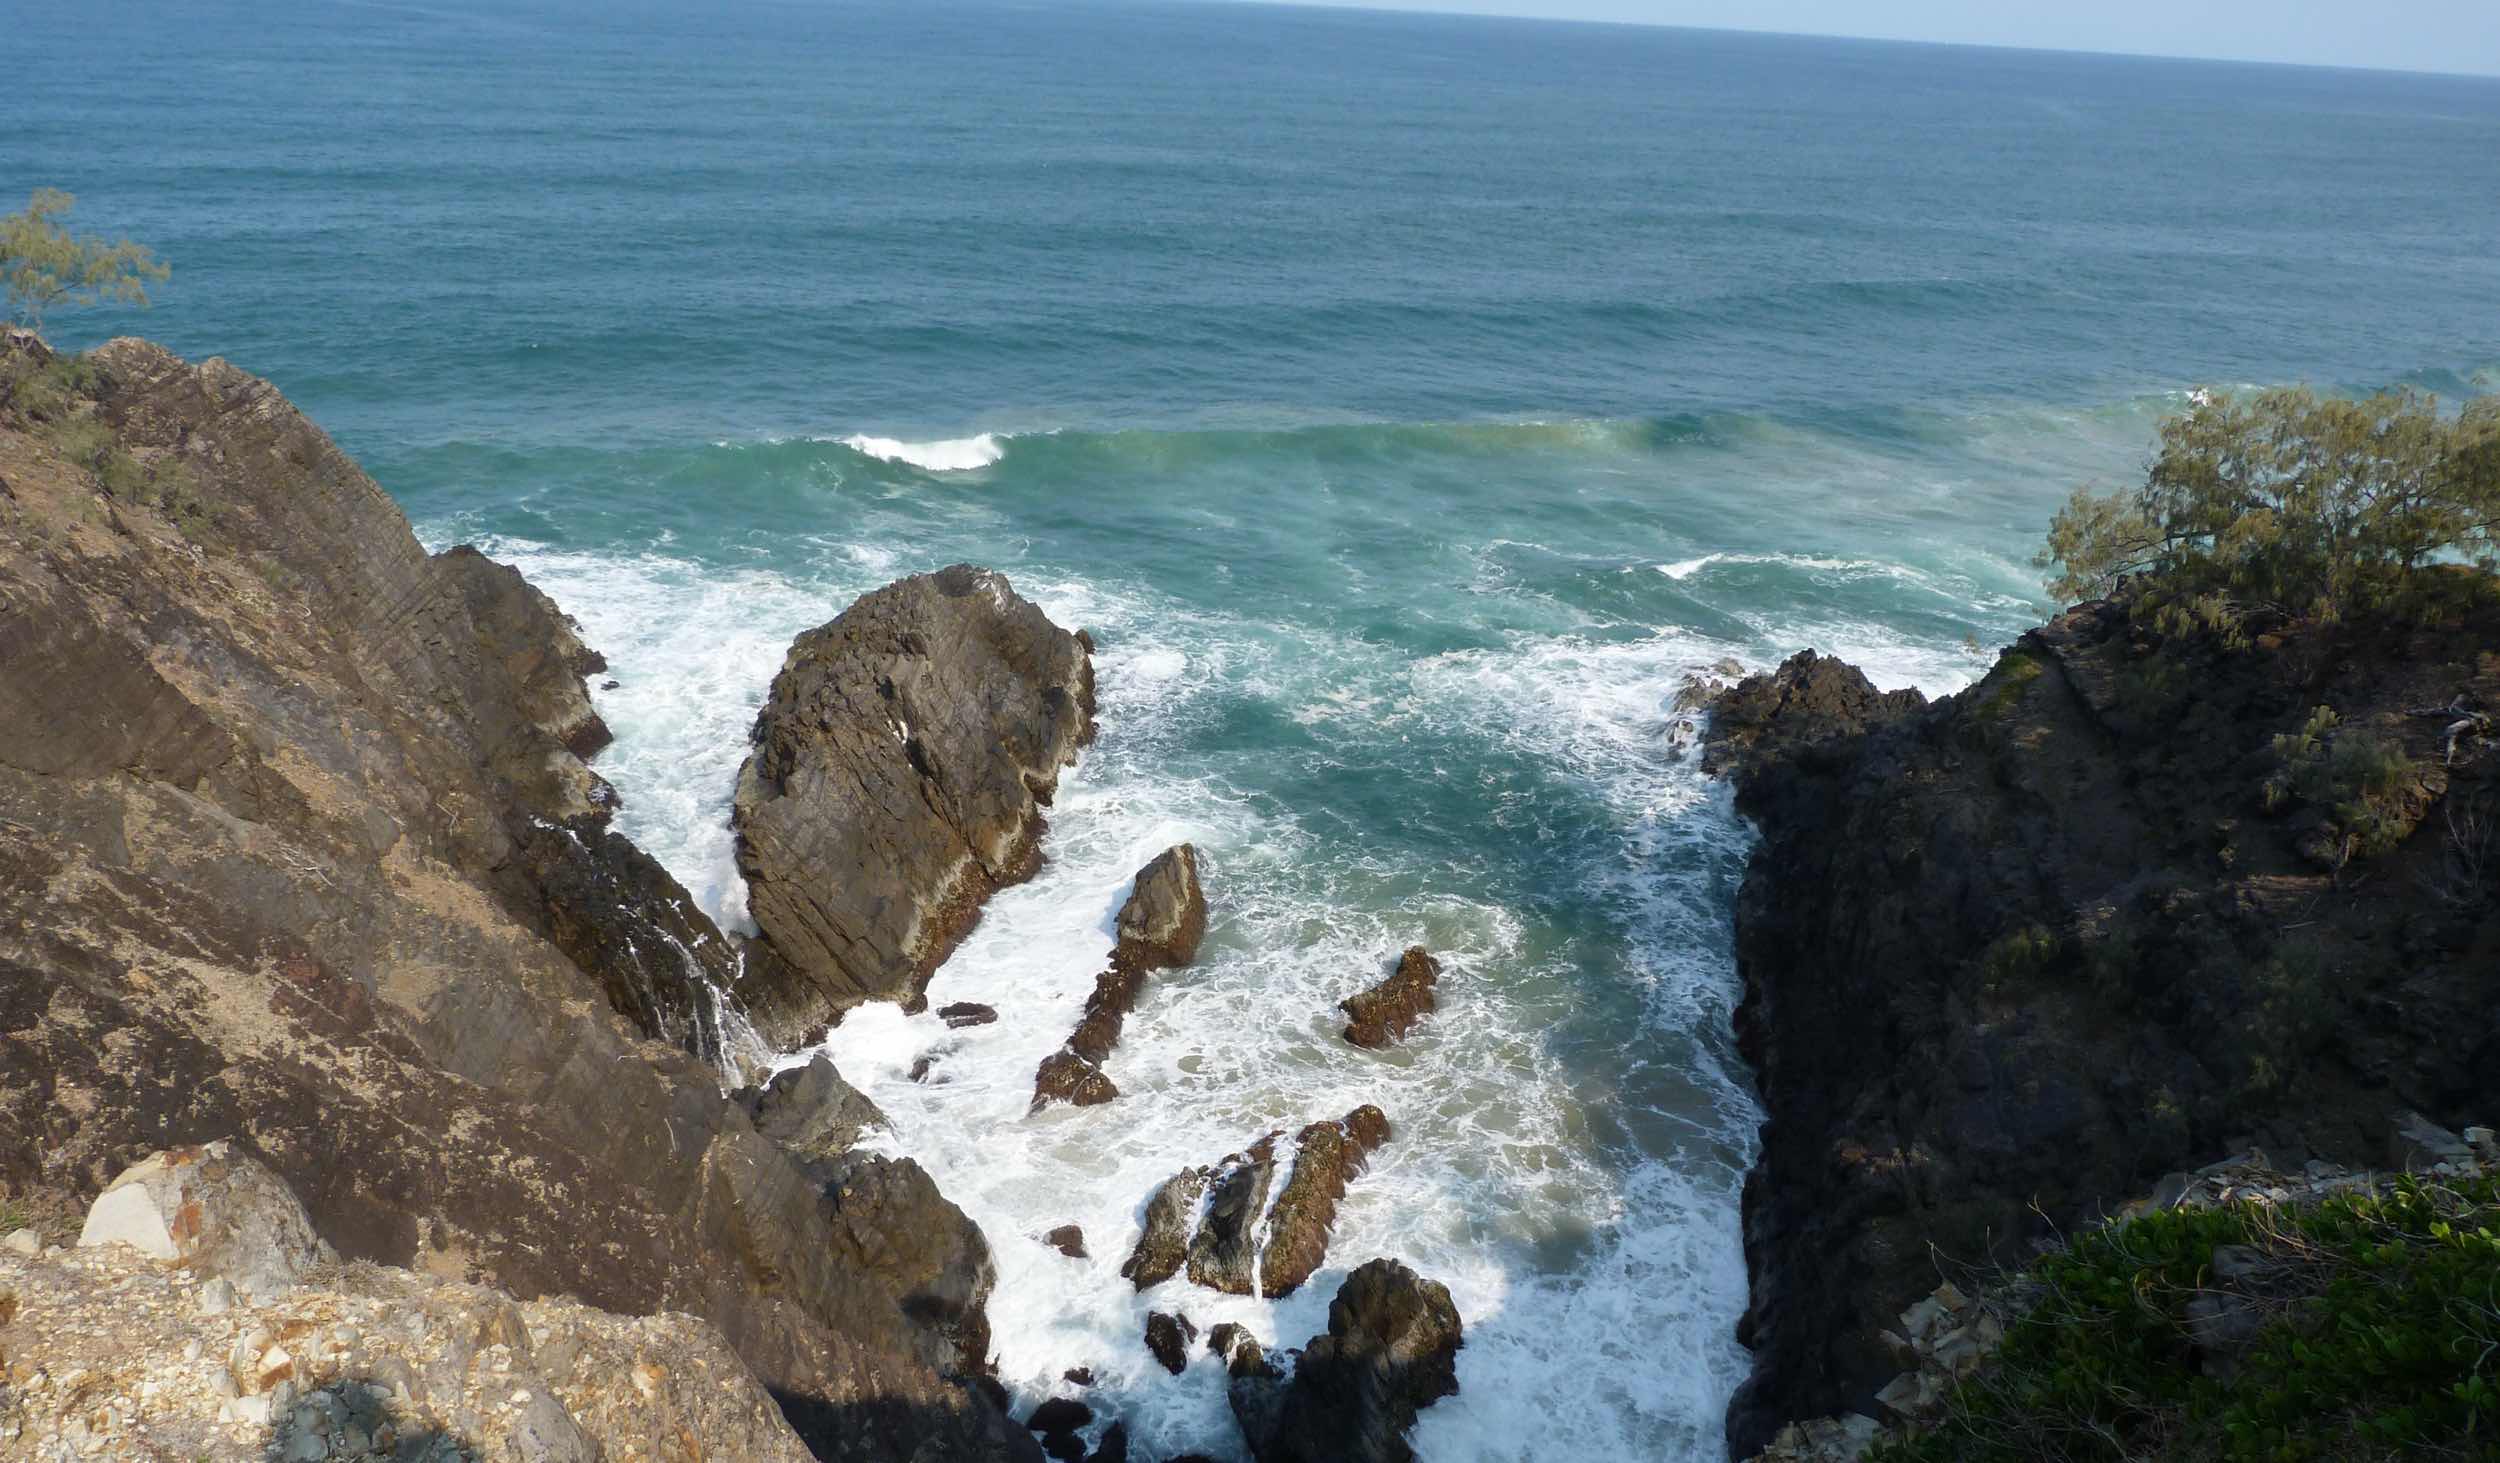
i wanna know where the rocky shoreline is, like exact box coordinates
[1705,595,2499,1456]
[0,333,1464,1462]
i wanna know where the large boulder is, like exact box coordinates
[732,565,1097,1042]
[1229,1258,1463,1463]
[1118,1107,1391,1299]
[1340,946,1440,1050]
[77,1140,334,1301]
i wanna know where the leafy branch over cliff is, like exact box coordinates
[2040,388,2500,633]
[1,188,168,330]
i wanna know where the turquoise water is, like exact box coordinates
[14,2,2500,1457]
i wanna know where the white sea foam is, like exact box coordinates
[838,432,1008,471]
[452,511,2041,1460]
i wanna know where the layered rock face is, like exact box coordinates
[1118,1107,1391,1299]
[1228,1258,1463,1463]
[0,335,1034,1460]
[1716,602,2500,1453]
[732,564,1097,1044]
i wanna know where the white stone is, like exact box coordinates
[2,1228,40,1257]
[77,1184,178,1260]
[197,1277,235,1315]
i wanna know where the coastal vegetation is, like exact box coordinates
[1870,1176,2500,1463]
[0,188,167,330]
[2041,387,2500,637]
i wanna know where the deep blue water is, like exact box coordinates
[12,3,2497,1458]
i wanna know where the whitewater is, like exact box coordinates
[26,0,2499,1454]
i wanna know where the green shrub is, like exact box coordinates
[0,350,100,422]
[2265,706,2422,863]
[1874,1175,2500,1463]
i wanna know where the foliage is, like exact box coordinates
[2263,706,2423,865]
[2039,388,2500,633]
[0,347,100,422]
[1873,1176,2500,1463]
[1,189,168,329]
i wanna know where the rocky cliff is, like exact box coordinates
[1713,590,2500,1454]
[0,330,1035,1460]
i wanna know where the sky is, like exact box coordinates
[1254,0,2500,77]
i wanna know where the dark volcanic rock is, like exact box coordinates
[1339,946,1440,1050]
[1043,1223,1088,1258]
[732,1052,886,1175]
[1114,843,1208,971]
[1145,1311,1198,1374]
[732,564,1096,1043]
[1718,606,2500,1453]
[1118,1107,1390,1299]
[1033,1049,1119,1110]
[1229,1259,1462,1463]
[1027,1397,1093,1433]
[0,338,1037,1461]
[1700,647,1926,784]
[1087,1422,1130,1463]
[940,1000,1001,1028]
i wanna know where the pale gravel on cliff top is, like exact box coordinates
[0,1243,813,1462]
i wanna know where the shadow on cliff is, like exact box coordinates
[260,1377,474,1461]
[775,1389,1051,1463]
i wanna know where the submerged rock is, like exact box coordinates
[941,1000,1001,1028]
[1043,1223,1089,1259]
[1229,1259,1463,1463]
[1121,1107,1391,1299]
[1340,946,1440,1050]
[731,565,1096,1043]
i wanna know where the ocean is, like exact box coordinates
[13,0,2498,1456]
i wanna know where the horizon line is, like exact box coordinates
[1185,0,2500,82]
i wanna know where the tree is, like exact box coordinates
[2039,386,2500,629]
[1,189,169,331]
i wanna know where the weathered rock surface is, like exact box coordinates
[733,1054,888,1175]
[1717,599,2500,1453]
[1113,844,1208,971]
[1033,845,1210,1110]
[0,1228,816,1461]
[731,565,1097,1041]
[1339,946,1440,1050]
[77,1141,333,1302]
[1042,1224,1088,1259]
[0,336,1035,1461]
[1032,1050,1120,1110]
[1119,1107,1390,1299]
[1227,1259,1462,1463]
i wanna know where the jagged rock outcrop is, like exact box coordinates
[1715,600,2500,1454]
[1033,845,1208,1110]
[0,335,1036,1461]
[1118,1107,1390,1299]
[734,1054,889,1174]
[1144,1311,1197,1375]
[1227,1259,1462,1463]
[1339,946,1439,1050]
[731,565,1097,1042]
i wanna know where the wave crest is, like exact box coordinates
[838,432,1007,471]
